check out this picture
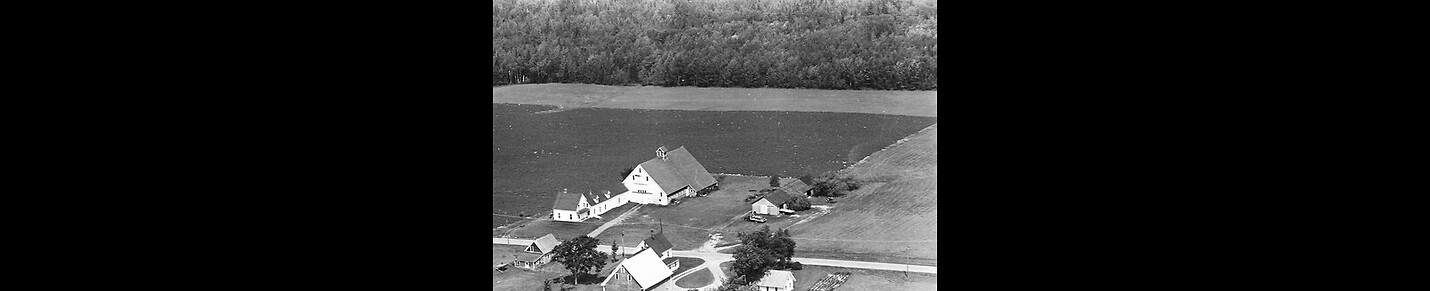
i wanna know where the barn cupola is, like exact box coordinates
[656,146,668,161]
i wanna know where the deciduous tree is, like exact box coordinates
[550,235,609,284]
[730,226,798,284]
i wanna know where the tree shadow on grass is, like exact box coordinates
[557,273,604,285]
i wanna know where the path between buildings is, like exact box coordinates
[587,204,642,237]
[491,239,937,274]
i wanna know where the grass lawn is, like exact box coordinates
[492,245,569,290]
[785,124,939,267]
[668,257,706,276]
[497,216,602,240]
[492,244,527,267]
[498,202,639,240]
[492,268,559,291]
[594,175,769,250]
[674,268,715,288]
[493,245,621,291]
[491,103,937,228]
[493,83,938,117]
[791,265,937,291]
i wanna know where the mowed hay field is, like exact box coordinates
[494,83,938,117]
[786,124,939,266]
[492,103,936,228]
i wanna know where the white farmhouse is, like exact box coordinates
[552,189,625,222]
[754,270,796,291]
[513,233,559,269]
[598,248,675,291]
[621,146,717,206]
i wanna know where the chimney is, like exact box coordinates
[656,146,668,161]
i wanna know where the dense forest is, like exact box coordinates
[492,0,937,90]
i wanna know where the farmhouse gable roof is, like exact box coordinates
[620,248,674,289]
[552,189,586,211]
[530,234,560,255]
[583,190,612,205]
[642,232,674,255]
[637,146,716,194]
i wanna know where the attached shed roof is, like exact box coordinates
[754,190,796,206]
[621,248,674,289]
[531,234,560,255]
[643,232,674,255]
[638,146,716,195]
[756,270,795,287]
[552,189,586,211]
[778,178,811,195]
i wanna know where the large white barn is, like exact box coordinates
[620,146,717,206]
[551,146,717,222]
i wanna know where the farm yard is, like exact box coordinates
[593,175,768,250]
[786,124,940,267]
[492,103,936,228]
[493,83,938,117]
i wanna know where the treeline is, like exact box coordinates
[492,0,937,90]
